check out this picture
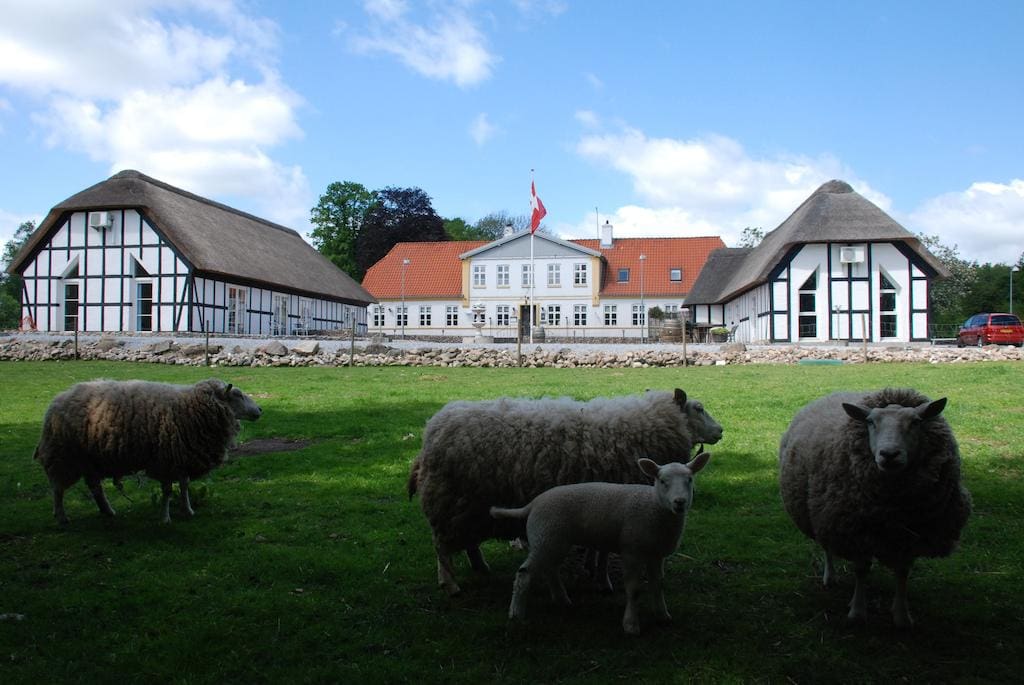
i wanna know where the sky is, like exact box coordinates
[1,0,1022,267]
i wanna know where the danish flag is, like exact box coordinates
[530,180,547,234]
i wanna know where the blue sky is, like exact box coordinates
[1,0,1022,265]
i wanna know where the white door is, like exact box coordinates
[227,287,247,334]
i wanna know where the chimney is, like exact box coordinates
[600,220,613,248]
[503,222,515,238]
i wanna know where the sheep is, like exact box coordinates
[407,388,723,595]
[778,388,972,627]
[34,378,262,525]
[491,453,711,634]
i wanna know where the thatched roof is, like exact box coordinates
[9,170,374,306]
[686,180,949,305]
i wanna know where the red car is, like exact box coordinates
[957,312,1024,347]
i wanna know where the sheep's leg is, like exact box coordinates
[621,554,645,635]
[847,557,871,623]
[51,481,69,526]
[509,562,533,620]
[85,475,116,517]
[466,546,490,574]
[544,569,571,606]
[178,477,195,517]
[891,563,914,628]
[433,538,461,595]
[822,548,836,587]
[159,480,174,524]
[648,557,671,624]
[595,551,613,593]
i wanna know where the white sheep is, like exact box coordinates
[491,453,711,634]
[34,378,262,524]
[407,388,724,595]
[778,388,972,627]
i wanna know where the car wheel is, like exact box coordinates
[977,336,986,347]
[956,337,964,348]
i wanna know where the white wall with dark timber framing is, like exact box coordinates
[715,240,933,344]
[19,208,368,335]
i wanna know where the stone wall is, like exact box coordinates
[1,337,1021,368]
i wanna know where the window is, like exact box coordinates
[419,305,432,327]
[521,264,533,287]
[798,271,816,338]
[574,263,588,286]
[547,263,561,286]
[396,305,408,328]
[445,305,459,327]
[604,304,618,326]
[372,304,385,328]
[227,287,247,334]
[632,304,645,326]
[879,271,897,337]
[496,264,510,287]
[542,304,561,326]
[473,264,486,287]
[669,268,682,282]
[136,282,153,331]
[663,304,679,318]
[298,297,313,333]
[63,282,80,332]
[496,305,511,326]
[573,304,587,326]
[617,268,630,283]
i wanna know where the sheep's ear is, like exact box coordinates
[917,397,947,420]
[638,458,660,479]
[842,402,871,422]
[687,451,711,474]
[673,388,687,406]
[225,383,233,393]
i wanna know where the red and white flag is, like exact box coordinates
[530,180,547,234]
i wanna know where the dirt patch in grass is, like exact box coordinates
[231,437,315,456]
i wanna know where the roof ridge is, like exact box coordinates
[109,170,300,238]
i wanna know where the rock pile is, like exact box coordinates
[0,336,1020,368]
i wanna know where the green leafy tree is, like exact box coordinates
[476,211,551,237]
[309,182,376,278]
[443,217,484,241]
[355,187,447,278]
[1,220,36,329]
[738,226,764,248]
[961,263,1021,317]
[917,233,978,327]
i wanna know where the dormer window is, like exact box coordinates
[617,268,630,283]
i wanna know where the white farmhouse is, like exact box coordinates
[361,227,725,340]
[685,180,949,343]
[8,170,375,335]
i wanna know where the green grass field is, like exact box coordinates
[1,360,1022,684]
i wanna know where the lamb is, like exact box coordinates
[407,388,723,595]
[491,453,711,634]
[34,378,262,525]
[778,388,972,627]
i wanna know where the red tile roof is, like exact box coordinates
[361,236,726,300]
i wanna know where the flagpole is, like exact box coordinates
[529,169,535,345]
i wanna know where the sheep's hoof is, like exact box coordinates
[622,619,641,635]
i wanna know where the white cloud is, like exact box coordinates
[572,123,889,246]
[907,180,1024,265]
[512,0,568,17]
[584,72,604,91]
[469,112,498,146]
[0,1,311,231]
[349,1,497,87]
[575,110,600,128]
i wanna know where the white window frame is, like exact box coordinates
[227,286,248,334]
[542,304,561,326]
[445,305,459,327]
[632,304,645,327]
[574,263,588,286]
[473,264,486,288]
[273,294,290,335]
[521,264,533,287]
[547,263,561,287]
[135,279,154,332]
[573,304,587,326]
[604,304,617,326]
[496,264,510,287]
[419,305,432,327]
[496,304,511,326]
[669,268,682,282]
[395,305,408,328]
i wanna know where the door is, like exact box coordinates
[227,287,247,334]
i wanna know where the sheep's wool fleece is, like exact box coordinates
[412,391,698,550]
[779,388,972,566]
[36,379,241,486]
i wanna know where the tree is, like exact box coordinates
[476,211,551,237]
[443,217,486,241]
[917,233,978,328]
[354,187,447,277]
[309,182,376,279]
[737,226,764,248]
[1,220,36,329]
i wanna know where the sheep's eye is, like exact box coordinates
[659,479,667,486]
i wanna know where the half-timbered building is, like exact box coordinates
[8,170,374,335]
[685,180,949,343]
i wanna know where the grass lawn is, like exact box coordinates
[1,360,1022,684]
